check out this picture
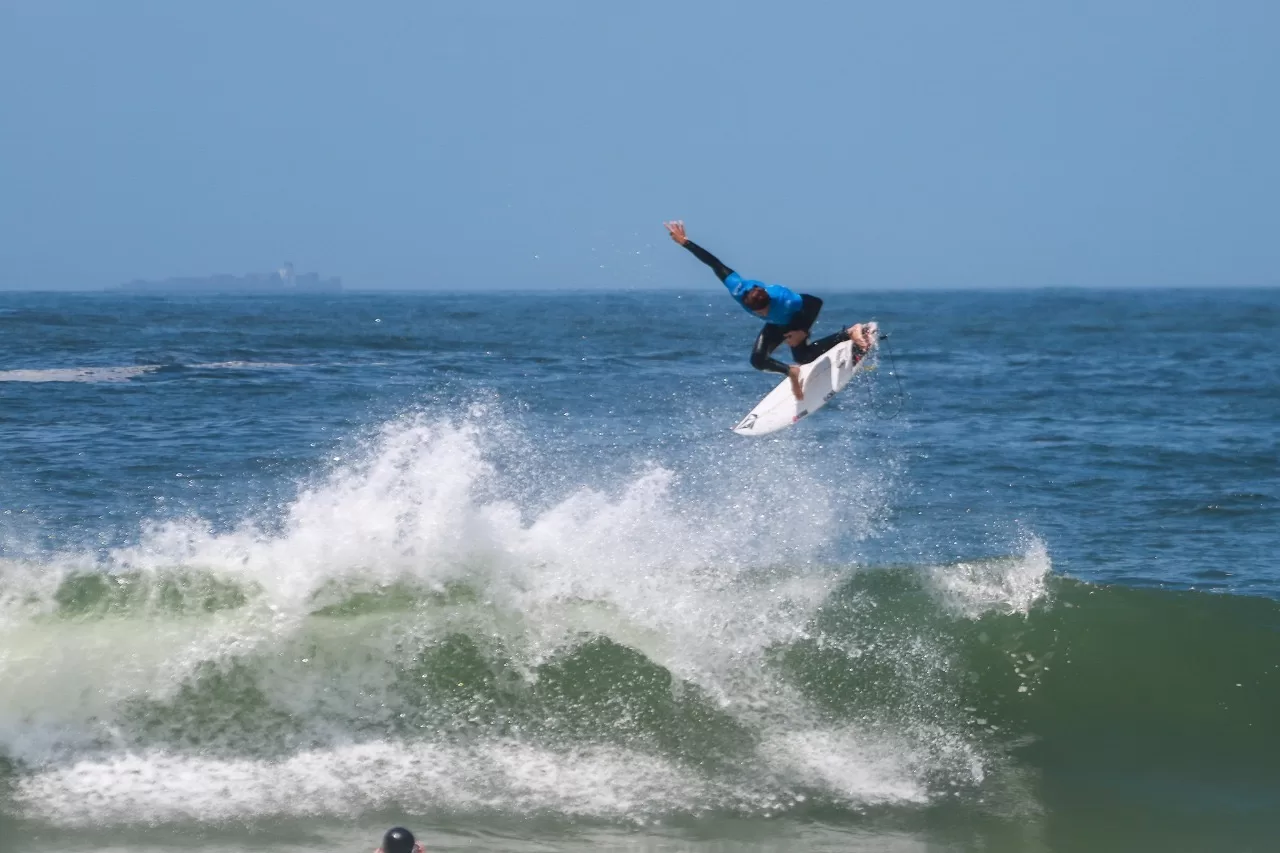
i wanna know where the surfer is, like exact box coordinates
[375,827,425,853]
[664,220,874,400]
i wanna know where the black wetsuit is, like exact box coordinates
[682,240,853,376]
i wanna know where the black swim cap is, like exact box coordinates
[382,827,416,853]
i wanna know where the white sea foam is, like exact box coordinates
[0,366,159,383]
[0,362,300,383]
[12,741,713,825]
[0,405,1032,825]
[97,406,861,675]
[759,729,930,806]
[13,732,950,826]
[926,538,1051,618]
[190,361,299,369]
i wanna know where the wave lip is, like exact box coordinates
[926,540,1051,618]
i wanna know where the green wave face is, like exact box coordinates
[3,557,1277,834]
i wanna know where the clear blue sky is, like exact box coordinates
[1,0,1277,290]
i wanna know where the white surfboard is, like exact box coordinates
[731,324,878,436]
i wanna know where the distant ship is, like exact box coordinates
[114,263,342,294]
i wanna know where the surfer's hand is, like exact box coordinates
[784,329,808,347]
[788,364,804,400]
[664,220,688,245]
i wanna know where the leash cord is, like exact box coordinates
[871,333,906,420]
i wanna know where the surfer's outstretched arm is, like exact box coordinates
[682,240,734,283]
[665,220,805,401]
[664,220,733,282]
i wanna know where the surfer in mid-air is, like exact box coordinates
[665,220,875,400]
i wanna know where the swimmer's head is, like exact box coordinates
[380,827,418,853]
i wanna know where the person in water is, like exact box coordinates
[665,221,875,400]
[375,827,425,853]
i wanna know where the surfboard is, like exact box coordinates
[731,323,878,436]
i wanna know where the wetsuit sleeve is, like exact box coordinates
[681,240,734,283]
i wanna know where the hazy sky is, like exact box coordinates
[2,1,1277,291]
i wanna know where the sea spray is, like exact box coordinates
[1,405,1052,826]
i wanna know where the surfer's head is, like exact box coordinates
[379,827,420,853]
[744,286,770,312]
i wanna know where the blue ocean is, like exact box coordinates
[0,288,1276,853]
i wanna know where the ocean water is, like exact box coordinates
[0,288,1277,853]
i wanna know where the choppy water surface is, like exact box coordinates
[1,289,1277,852]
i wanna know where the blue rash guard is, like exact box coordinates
[679,236,846,376]
[723,272,804,326]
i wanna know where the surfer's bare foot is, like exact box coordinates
[663,220,688,245]
[787,364,804,400]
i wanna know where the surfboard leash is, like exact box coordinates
[871,332,906,420]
